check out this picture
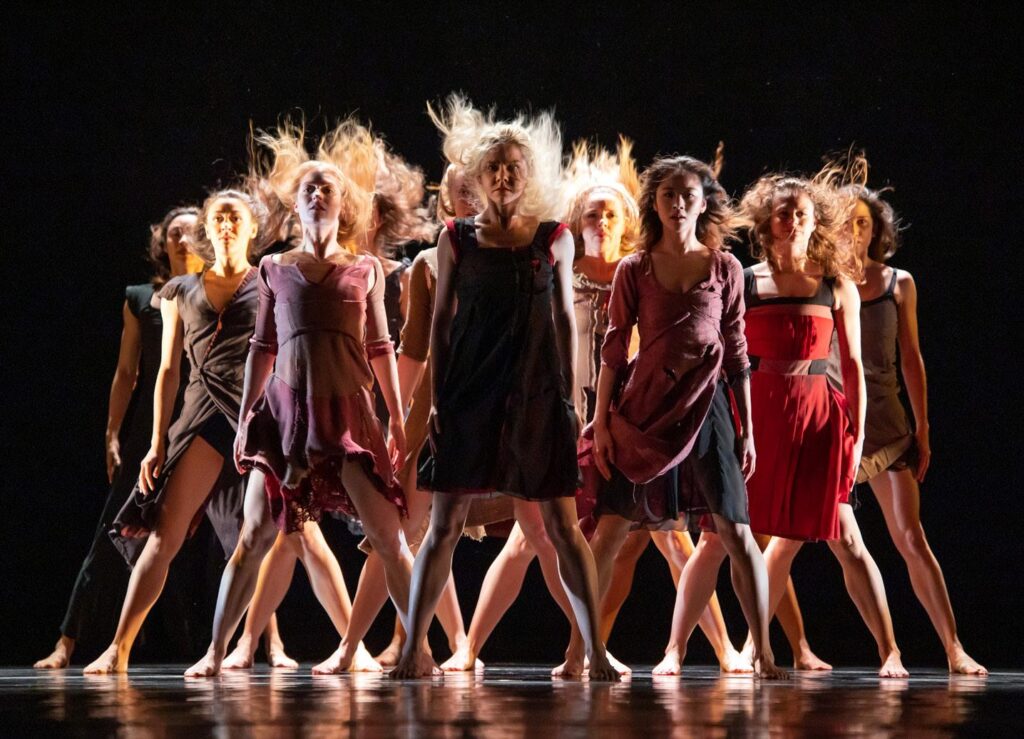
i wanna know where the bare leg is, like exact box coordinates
[871,470,986,675]
[83,438,224,674]
[538,497,620,681]
[441,521,536,672]
[827,504,908,678]
[651,530,750,673]
[598,530,650,642]
[35,636,75,669]
[260,613,297,668]
[316,459,416,674]
[390,493,472,678]
[185,469,281,677]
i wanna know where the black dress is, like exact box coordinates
[419,218,579,500]
[111,270,257,564]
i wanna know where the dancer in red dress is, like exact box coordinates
[739,171,908,677]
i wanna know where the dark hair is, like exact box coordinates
[842,184,903,262]
[192,188,271,265]
[148,206,199,284]
[637,156,736,252]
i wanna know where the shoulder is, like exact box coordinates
[411,247,438,278]
[716,251,744,279]
[157,273,198,302]
[613,252,645,282]
[124,283,154,315]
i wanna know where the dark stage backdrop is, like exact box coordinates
[3,6,1020,668]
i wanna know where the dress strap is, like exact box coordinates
[823,276,838,310]
[743,267,758,305]
[545,222,569,265]
[886,268,898,296]
[445,218,459,263]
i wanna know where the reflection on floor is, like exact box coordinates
[1,665,1020,737]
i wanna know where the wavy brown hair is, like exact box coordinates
[191,188,272,266]
[843,184,903,262]
[148,206,199,284]
[739,166,860,279]
[637,156,737,252]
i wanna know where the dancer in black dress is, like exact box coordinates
[34,207,203,669]
[390,95,619,680]
[84,188,269,674]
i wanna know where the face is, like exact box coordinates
[848,199,874,257]
[295,167,344,228]
[769,191,816,249]
[477,143,529,208]
[654,172,707,239]
[579,192,626,258]
[206,197,257,256]
[447,167,479,219]
[164,213,203,275]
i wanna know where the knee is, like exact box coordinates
[369,530,406,565]
[427,514,464,549]
[542,514,578,550]
[898,525,930,558]
[238,523,277,559]
[829,533,861,560]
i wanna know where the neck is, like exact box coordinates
[772,242,808,273]
[303,223,341,259]
[658,225,702,255]
[214,248,250,275]
[599,239,624,264]
[484,199,519,229]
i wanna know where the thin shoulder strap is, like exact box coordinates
[886,268,898,296]
[823,276,838,310]
[545,222,569,265]
[743,267,758,303]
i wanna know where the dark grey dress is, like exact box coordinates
[111,270,257,564]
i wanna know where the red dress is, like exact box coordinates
[743,268,855,541]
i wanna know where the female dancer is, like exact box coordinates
[739,171,908,677]
[184,123,417,678]
[578,155,784,679]
[390,95,618,680]
[84,188,269,674]
[839,184,985,674]
[35,208,204,669]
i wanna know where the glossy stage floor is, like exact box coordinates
[2,665,1020,737]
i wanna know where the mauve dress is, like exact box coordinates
[111,271,256,563]
[579,250,751,528]
[238,254,405,533]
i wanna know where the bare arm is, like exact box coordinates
[834,276,867,461]
[397,355,427,414]
[550,229,579,413]
[429,230,457,418]
[138,298,184,494]
[365,258,406,467]
[396,251,433,414]
[105,300,142,482]
[895,270,931,481]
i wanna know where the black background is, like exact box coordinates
[3,5,1021,669]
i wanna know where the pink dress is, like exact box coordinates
[239,254,406,533]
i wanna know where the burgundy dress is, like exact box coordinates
[744,269,855,541]
[580,250,751,527]
[238,255,406,533]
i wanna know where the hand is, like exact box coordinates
[426,406,441,453]
[914,427,931,483]
[737,434,756,481]
[105,434,122,483]
[233,429,246,475]
[574,405,586,438]
[138,444,166,497]
[388,416,407,472]
[592,422,615,481]
[851,435,865,483]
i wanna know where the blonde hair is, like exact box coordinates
[250,118,373,252]
[435,163,482,221]
[427,93,564,220]
[738,158,861,279]
[561,136,641,257]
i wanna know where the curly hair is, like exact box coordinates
[250,118,373,252]
[843,184,903,262]
[637,156,738,252]
[561,137,640,258]
[738,164,860,279]
[148,205,199,284]
[191,188,272,266]
[427,93,564,220]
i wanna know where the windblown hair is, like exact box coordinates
[427,93,564,220]
[844,184,903,262]
[561,136,641,257]
[435,163,482,221]
[371,140,437,252]
[250,118,374,252]
[191,188,271,266]
[739,159,861,279]
[148,205,199,284]
[637,156,738,252]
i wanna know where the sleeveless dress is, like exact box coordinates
[579,251,751,528]
[111,271,256,563]
[238,255,405,533]
[827,269,916,482]
[744,269,855,541]
[418,218,579,500]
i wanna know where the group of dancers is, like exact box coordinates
[35,95,987,681]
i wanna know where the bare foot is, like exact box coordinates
[267,644,299,669]
[587,651,622,682]
[605,650,632,677]
[350,644,383,673]
[373,639,403,668]
[719,646,754,674]
[222,636,255,670]
[389,649,442,679]
[439,644,484,672]
[879,650,909,678]
[652,650,684,676]
[795,646,833,671]
[184,650,222,678]
[35,637,74,669]
[552,641,586,678]
[753,652,789,680]
[949,647,987,676]
[83,645,126,675]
